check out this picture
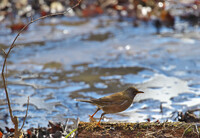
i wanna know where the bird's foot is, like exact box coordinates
[89,115,95,122]
[97,122,104,128]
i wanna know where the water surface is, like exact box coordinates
[0,16,200,129]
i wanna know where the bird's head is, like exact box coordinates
[124,87,144,99]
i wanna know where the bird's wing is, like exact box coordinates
[91,92,129,106]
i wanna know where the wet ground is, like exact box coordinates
[0,15,200,129]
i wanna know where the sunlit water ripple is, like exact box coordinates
[0,16,200,129]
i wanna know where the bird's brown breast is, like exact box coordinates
[100,98,133,113]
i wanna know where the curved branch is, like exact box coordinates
[20,96,29,131]
[1,0,82,131]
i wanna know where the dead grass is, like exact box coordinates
[77,122,200,138]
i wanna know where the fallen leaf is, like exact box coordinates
[0,131,3,138]
[5,127,15,133]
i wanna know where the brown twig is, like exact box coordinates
[181,124,193,138]
[1,0,82,137]
[181,124,200,138]
[195,124,200,138]
[19,96,30,131]
[2,48,6,55]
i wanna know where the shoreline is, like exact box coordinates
[77,122,200,138]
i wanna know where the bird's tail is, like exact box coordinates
[76,99,92,103]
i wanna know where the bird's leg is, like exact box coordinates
[97,113,106,128]
[89,108,100,121]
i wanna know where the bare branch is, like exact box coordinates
[195,124,199,138]
[20,96,30,131]
[181,125,193,138]
[2,49,6,55]
[1,0,82,135]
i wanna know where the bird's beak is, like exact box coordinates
[137,91,144,94]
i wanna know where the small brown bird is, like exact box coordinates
[76,87,144,127]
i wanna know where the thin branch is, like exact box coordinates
[19,96,29,131]
[195,124,199,138]
[2,49,6,55]
[1,56,13,121]
[64,118,69,132]
[181,124,193,138]
[1,0,82,133]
